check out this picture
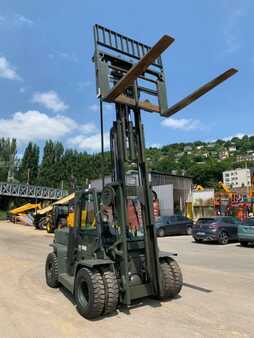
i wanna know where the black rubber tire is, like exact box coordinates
[240,241,248,247]
[158,228,165,237]
[46,222,54,233]
[194,237,202,243]
[218,231,229,245]
[186,226,192,235]
[45,252,59,288]
[75,268,105,319]
[101,269,119,315]
[159,258,183,300]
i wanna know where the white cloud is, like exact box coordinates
[68,132,110,152]
[161,117,201,131]
[0,110,101,150]
[79,122,98,134]
[0,111,76,142]
[223,133,252,141]
[15,14,33,26]
[149,143,161,148]
[32,90,68,112]
[0,56,21,80]
[0,14,33,27]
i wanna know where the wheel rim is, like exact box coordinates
[78,280,89,307]
[219,232,228,244]
[187,227,192,235]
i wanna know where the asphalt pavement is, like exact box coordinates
[0,221,253,338]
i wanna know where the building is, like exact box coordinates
[236,153,254,162]
[223,168,251,189]
[228,145,237,152]
[219,150,229,160]
[91,171,193,215]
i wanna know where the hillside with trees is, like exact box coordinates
[0,135,253,190]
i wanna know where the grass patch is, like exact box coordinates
[0,210,7,220]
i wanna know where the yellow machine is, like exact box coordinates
[193,184,205,192]
[34,193,76,232]
[218,181,232,194]
[9,203,41,223]
[10,203,41,215]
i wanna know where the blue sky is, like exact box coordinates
[0,0,253,154]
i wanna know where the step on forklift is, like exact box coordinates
[45,25,237,319]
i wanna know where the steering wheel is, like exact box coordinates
[109,239,123,259]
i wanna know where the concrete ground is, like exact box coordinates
[0,221,253,338]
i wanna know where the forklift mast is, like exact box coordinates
[93,24,237,304]
[93,25,172,302]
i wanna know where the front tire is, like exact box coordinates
[218,231,229,245]
[101,269,119,315]
[46,222,54,233]
[159,258,183,300]
[45,252,59,288]
[240,241,248,247]
[75,268,105,319]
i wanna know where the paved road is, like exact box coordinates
[0,221,253,338]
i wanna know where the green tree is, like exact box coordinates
[0,138,17,181]
[18,142,39,184]
[39,140,64,188]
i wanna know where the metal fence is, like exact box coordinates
[0,182,68,200]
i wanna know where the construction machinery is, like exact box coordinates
[45,25,237,319]
[34,193,75,232]
[9,202,41,223]
[218,181,233,195]
[193,184,205,192]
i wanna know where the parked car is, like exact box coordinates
[192,216,239,244]
[238,218,254,247]
[155,215,193,237]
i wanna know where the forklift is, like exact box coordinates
[45,25,237,319]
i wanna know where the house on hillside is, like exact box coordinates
[219,150,229,160]
[236,153,254,162]
[228,145,237,152]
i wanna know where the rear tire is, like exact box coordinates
[158,228,165,237]
[218,231,229,245]
[101,269,119,315]
[75,268,105,319]
[240,241,248,247]
[159,258,183,300]
[45,252,59,288]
